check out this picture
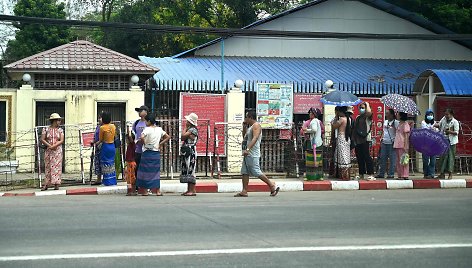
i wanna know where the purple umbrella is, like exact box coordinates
[410,128,449,156]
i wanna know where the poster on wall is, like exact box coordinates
[180,93,226,156]
[256,83,293,129]
[293,94,322,114]
[351,98,384,155]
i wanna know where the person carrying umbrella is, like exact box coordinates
[421,109,439,179]
[331,106,352,181]
[436,108,460,180]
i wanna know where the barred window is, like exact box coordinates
[34,74,130,91]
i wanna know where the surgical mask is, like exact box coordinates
[427,115,434,121]
[359,108,365,114]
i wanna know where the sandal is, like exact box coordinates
[91,181,102,186]
[183,192,196,196]
[40,186,48,191]
[234,192,248,197]
[181,191,189,196]
[54,185,59,190]
[270,186,280,197]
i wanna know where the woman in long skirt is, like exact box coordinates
[331,106,352,181]
[393,112,410,180]
[180,113,199,196]
[40,113,64,191]
[136,113,170,196]
[99,112,117,186]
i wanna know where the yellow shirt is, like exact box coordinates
[99,124,116,144]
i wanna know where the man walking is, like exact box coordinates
[234,111,280,197]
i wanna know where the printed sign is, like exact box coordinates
[293,94,322,114]
[81,131,95,148]
[256,83,293,129]
[180,93,226,156]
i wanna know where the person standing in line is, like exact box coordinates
[132,105,149,178]
[99,112,117,186]
[40,113,64,191]
[352,102,375,181]
[234,111,280,197]
[331,106,352,181]
[421,109,439,179]
[437,108,460,180]
[136,113,170,196]
[302,108,324,180]
[376,109,399,179]
[91,115,103,185]
[393,112,410,180]
[180,113,199,196]
[124,129,137,196]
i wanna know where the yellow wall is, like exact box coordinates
[225,90,245,173]
[11,86,144,172]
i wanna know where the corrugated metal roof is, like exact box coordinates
[139,56,472,95]
[414,69,472,96]
[5,40,159,74]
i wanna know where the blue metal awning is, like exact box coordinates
[413,69,472,96]
[139,56,472,95]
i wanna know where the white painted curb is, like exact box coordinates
[440,179,466,189]
[331,181,359,190]
[161,183,187,193]
[386,180,413,189]
[217,183,242,193]
[97,185,127,195]
[35,190,67,196]
[0,192,4,197]
[276,181,303,192]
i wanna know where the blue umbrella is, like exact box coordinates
[320,90,362,106]
[410,128,449,156]
[380,94,420,115]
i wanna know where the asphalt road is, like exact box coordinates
[0,189,471,267]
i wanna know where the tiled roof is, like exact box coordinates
[139,56,472,95]
[5,40,159,74]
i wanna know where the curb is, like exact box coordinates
[1,179,471,197]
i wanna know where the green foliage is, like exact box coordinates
[385,0,472,33]
[4,0,72,63]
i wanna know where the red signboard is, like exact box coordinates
[436,97,472,155]
[81,131,95,148]
[180,93,226,156]
[293,94,322,114]
[351,98,384,156]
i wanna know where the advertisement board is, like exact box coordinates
[256,83,293,129]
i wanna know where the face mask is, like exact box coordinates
[427,115,434,121]
[359,108,365,114]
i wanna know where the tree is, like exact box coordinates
[4,0,72,62]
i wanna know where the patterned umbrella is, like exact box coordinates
[320,90,362,106]
[410,128,449,156]
[380,94,420,115]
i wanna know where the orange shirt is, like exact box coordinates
[99,124,116,144]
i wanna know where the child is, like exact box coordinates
[125,131,137,196]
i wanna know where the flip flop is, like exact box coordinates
[181,191,189,196]
[183,193,197,196]
[234,192,248,197]
[270,186,280,197]
[155,193,163,196]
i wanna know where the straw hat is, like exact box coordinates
[49,113,62,120]
[184,113,198,126]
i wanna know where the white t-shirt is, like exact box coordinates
[306,118,323,147]
[382,119,399,144]
[438,117,460,145]
[141,126,166,152]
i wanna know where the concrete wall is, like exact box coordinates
[9,86,144,172]
[196,0,472,60]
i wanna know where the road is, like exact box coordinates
[0,189,471,267]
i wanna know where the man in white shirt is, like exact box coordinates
[437,108,460,180]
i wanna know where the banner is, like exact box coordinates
[256,83,293,129]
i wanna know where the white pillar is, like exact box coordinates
[428,76,434,110]
[226,89,245,173]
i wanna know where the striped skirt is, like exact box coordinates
[101,143,117,186]
[136,150,161,189]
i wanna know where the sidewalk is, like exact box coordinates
[1,175,471,197]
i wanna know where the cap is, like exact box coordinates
[135,105,149,112]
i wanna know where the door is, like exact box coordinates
[35,102,66,172]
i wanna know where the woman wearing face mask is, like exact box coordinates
[393,112,410,180]
[352,102,375,181]
[421,109,439,179]
[437,108,459,180]
[376,109,399,179]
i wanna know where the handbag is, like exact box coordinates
[355,117,371,138]
[180,144,193,157]
[400,153,409,166]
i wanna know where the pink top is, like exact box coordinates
[393,121,410,149]
[300,119,312,137]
